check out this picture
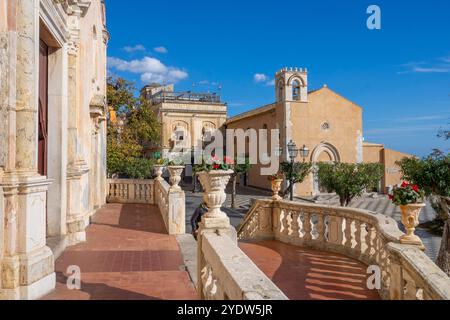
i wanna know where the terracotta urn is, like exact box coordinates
[197,170,234,218]
[167,166,185,191]
[399,203,426,248]
[271,179,283,201]
[153,165,165,181]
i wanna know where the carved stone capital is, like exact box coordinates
[58,0,92,17]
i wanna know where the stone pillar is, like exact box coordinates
[46,45,68,238]
[0,0,55,300]
[65,12,90,245]
[196,170,237,299]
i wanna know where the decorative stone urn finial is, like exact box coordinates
[153,165,165,181]
[167,166,185,192]
[399,203,426,249]
[271,179,283,201]
[197,170,234,219]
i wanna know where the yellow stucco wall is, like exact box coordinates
[291,88,363,196]
[226,105,280,190]
[382,148,412,190]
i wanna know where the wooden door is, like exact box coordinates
[38,40,48,176]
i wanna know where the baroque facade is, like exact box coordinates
[227,68,410,196]
[141,84,227,177]
[0,0,108,299]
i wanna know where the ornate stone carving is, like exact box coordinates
[399,203,426,249]
[271,179,283,201]
[153,165,165,181]
[197,170,233,219]
[167,166,185,192]
[57,0,92,17]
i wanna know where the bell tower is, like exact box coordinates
[275,67,308,103]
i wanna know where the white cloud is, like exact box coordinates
[123,44,146,53]
[254,73,268,83]
[154,46,168,54]
[399,58,450,74]
[397,115,449,122]
[365,125,440,135]
[107,56,188,84]
[254,73,275,86]
[411,66,450,73]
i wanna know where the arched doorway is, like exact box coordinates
[311,143,340,195]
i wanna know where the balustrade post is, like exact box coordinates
[388,255,404,300]
[328,215,343,245]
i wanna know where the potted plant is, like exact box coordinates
[268,172,284,201]
[195,156,235,219]
[167,158,185,191]
[153,158,167,181]
[389,181,426,248]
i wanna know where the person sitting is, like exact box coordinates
[191,202,208,240]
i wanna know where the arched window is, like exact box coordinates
[292,80,301,100]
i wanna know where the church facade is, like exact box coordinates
[0,0,108,299]
[226,68,411,196]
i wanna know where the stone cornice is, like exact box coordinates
[40,0,70,46]
[56,0,92,17]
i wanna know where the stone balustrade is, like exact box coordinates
[199,232,288,300]
[107,179,155,204]
[107,178,185,235]
[237,199,450,300]
[154,178,186,235]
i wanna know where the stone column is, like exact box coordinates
[65,10,90,245]
[1,0,55,300]
[46,45,68,238]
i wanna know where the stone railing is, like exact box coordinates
[107,179,155,204]
[237,199,450,300]
[199,232,288,300]
[154,178,185,235]
[106,177,185,235]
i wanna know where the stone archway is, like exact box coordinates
[311,142,341,195]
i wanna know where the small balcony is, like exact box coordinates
[150,91,222,105]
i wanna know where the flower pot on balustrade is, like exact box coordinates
[271,179,283,201]
[197,170,234,219]
[399,203,426,249]
[167,166,185,192]
[153,165,165,181]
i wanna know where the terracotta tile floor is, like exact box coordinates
[43,204,197,300]
[239,240,381,300]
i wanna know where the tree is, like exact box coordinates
[397,151,450,275]
[107,76,161,178]
[317,162,384,207]
[279,162,313,199]
[230,158,251,209]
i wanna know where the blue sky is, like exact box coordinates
[106,0,450,157]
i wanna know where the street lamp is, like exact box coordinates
[287,140,299,201]
[299,145,310,162]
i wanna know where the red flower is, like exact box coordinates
[388,194,394,200]
[412,185,420,193]
[224,156,234,165]
[401,181,409,188]
[213,164,220,170]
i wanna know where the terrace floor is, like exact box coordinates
[42,204,197,300]
[240,240,381,300]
